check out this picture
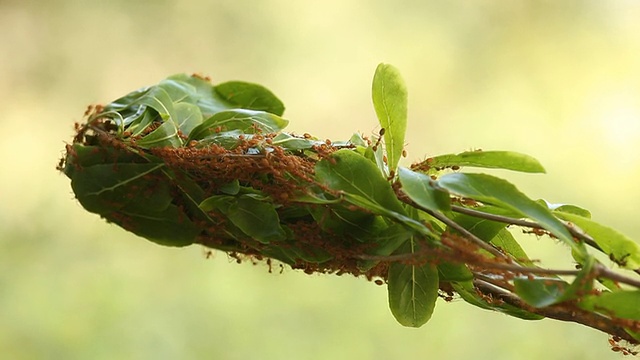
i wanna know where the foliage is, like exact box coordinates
[59,66,640,354]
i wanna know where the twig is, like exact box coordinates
[474,279,639,344]
[425,208,509,260]
[594,263,640,288]
[474,273,514,292]
[451,205,601,249]
[451,205,640,276]
[473,262,581,276]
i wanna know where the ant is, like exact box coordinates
[609,252,630,267]
[372,128,385,151]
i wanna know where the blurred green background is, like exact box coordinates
[2,1,640,359]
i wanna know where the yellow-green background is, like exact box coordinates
[2,1,640,359]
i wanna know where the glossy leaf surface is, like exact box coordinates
[541,201,592,218]
[215,81,285,116]
[490,229,534,265]
[388,240,439,327]
[67,149,199,246]
[453,281,544,320]
[514,278,568,307]
[314,150,431,236]
[398,167,450,212]
[420,151,545,173]
[555,211,640,269]
[579,290,640,320]
[166,74,236,116]
[315,149,406,215]
[188,109,288,141]
[372,63,407,173]
[437,173,581,254]
[200,195,286,244]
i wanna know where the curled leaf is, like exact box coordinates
[215,81,285,116]
[188,109,288,141]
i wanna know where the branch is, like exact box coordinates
[425,208,509,260]
[451,205,640,277]
[474,279,639,344]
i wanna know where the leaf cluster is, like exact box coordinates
[59,66,640,351]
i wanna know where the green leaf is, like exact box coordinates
[387,239,439,327]
[135,86,177,122]
[113,205,200,247]
[514,257,595,307]
[270,132,320,150]
[579,290,640,320]
[437,173,582,254]
[363,141,387,176]
[174,102,203,135]
[227,197,287,243]
[219,179,240,195]
[539,200,591,218]
[452,281,544,320]
[188,109,288,141]
[314,149,431,236]
[63,144,140,177]
[343,193,431,236]
[554,211,640,269]
[357,224,413,271]
[448,207,534,263]
[315,149,406,215]
[198,129,244,148]
[418,151,545,173]
[215,81,285,116]
[309,204,380,237]
[103,86,150,113]
[513,278,568,308]
[129,111,157,137]
[372,63,408,174]
[136,121,183,148]
[118,85,186,147]
[71,163,166,213]
[348,132,368,147]
[450,210,508,243]
[398,167,451,212]
[199,194,234,212]
[157,79,196,103]
[437,262,473,282]
[199,195,286,244]
[69,161,199,246]
[490,228,534,265]
[558,256,595,302]
[553,205,591,218]
[166,74,236,116]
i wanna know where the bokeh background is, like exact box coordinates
[2,1,640,359]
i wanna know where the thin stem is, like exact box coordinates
[451,205,602,249]
[473,262,581,276]
[397,196,640,288]
[475,273,514,292]
[451,205,640,276]
[425,208,509,260]
[594,263,640,288]
[474,279,639,344]
[395,196,510,260]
